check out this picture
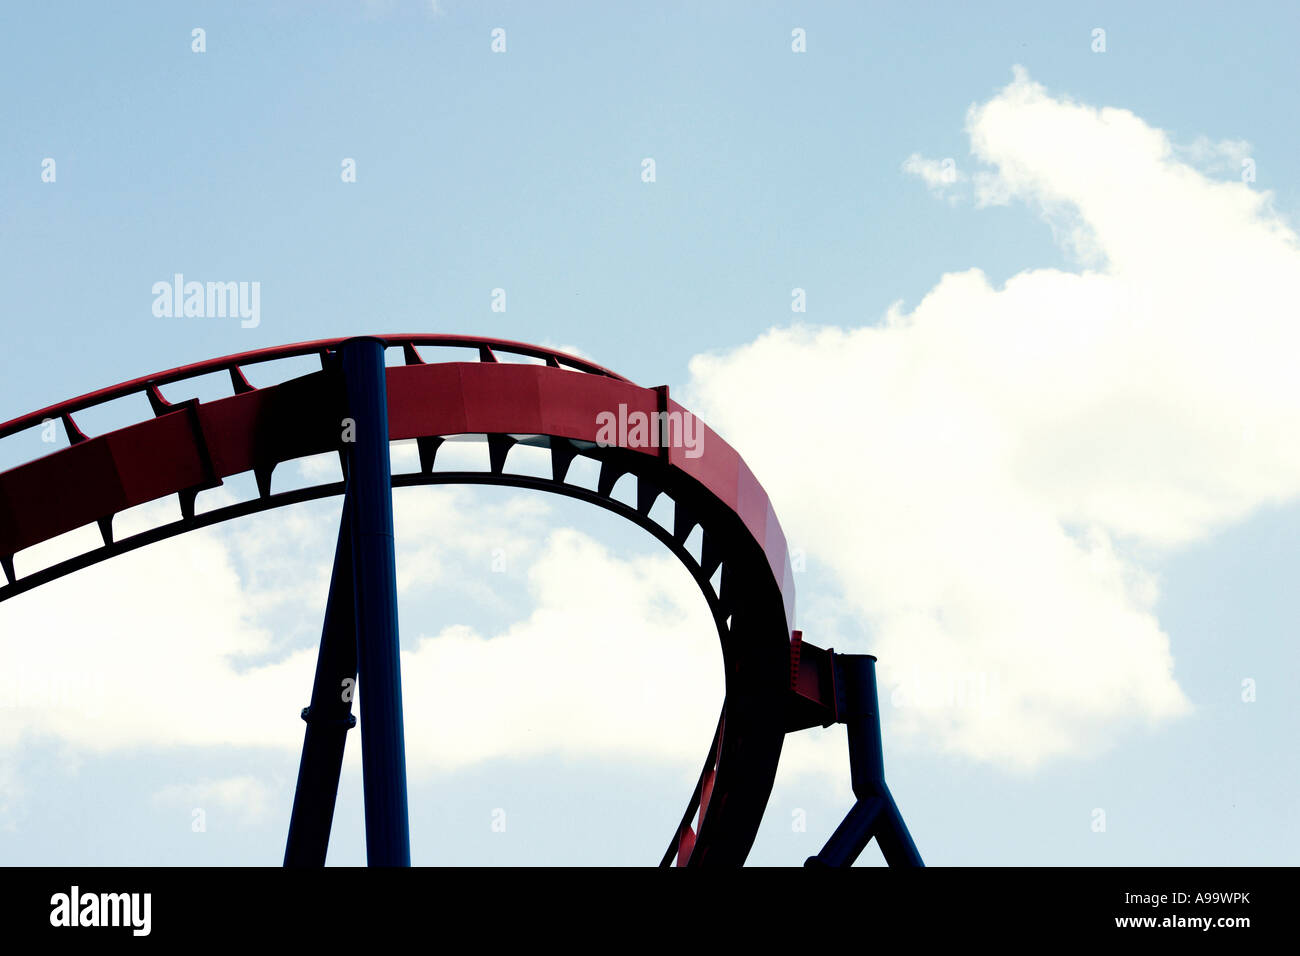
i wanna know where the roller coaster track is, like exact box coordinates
[0,334,921,867]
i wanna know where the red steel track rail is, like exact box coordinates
[0,334,851,865]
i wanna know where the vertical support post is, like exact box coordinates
[841,654,888,797]
[807,654,923,867]
[284,499,358,866]
[341,337,411,867]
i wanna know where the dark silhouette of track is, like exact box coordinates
[0,334,921,866]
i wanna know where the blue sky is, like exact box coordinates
[1,1,1297,865]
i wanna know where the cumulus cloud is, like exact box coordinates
[684,68,1300,769]
[0,481,720,781]
[398,527,720,773]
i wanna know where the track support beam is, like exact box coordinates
[341,337,412,867]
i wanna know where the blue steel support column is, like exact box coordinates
[845,655,922,866]
[341,337,411,867]
[806,654,923,867]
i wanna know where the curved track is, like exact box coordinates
[0,334,801,865]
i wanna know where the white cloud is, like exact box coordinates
[0,514,313,755]
[398,528,721,774]
[683,68,1300,769]
[0,492,721,782]
[152,775,278,826]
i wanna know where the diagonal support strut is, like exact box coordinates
[284,498,359,867]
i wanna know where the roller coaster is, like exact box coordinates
[0,335,922,867]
